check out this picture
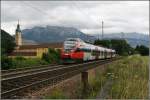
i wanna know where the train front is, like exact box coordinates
[61,38,84,63]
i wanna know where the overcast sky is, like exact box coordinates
[1,1,149,35]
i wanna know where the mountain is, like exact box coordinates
[12,35,38,45]
[22,39,38,45]
[22,26,95,43]
[93,32,149,47]
[22,26,148,47]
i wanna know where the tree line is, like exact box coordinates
[94,39,149,56]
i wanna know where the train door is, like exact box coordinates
[96,51,99,60]
[102,51,104,59]
[104,50,107,59]
[110,51,113,58]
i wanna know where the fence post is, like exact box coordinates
[81,71,89,97]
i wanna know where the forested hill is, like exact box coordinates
[1,29,16,55]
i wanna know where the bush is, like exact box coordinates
[15,56,26,60]
[135,45,149,56]
[1,56,49,70]
[42,48,61,64]
[11,58,49,69]
[1,56,13,70]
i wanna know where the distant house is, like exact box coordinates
[9,21,63,58]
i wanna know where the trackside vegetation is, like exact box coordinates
[44,55,148,99]
[42,48,61,64]
[1,49,61,70]
[108,55,148,99]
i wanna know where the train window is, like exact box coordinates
[66,38,77,41]
[92,50,100,56]
[75,49,81,52]
[64,49,72,53]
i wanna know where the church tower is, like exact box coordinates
[15,20,22,46]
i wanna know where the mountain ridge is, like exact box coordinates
[22,25,95,43]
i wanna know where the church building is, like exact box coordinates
[9,21,63,58]
[15,20,22,46]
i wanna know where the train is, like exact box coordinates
[61,38,116,63]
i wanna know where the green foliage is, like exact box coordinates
[94,39,111,48]
[11,57,48,69]
[45,89,67,99]
[94,39,134,56]
[87,73,107,99]
[43,55,148,99]
[42,48,61,64]
[1,56,49,70]
[1,56,13,70]
[107,55,148,99]
[15,56,26,60]
[135,45,149,56]
[1,29,16,55]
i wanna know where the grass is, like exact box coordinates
[11,57,49,69]
[73,70,107,99]
[2,48,61,70]
[43,55,148,99]
[87,69,107,99]
[107,55,149,99]
[44,88,67,99]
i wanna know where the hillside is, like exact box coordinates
[1,29,16,54]
[22,26,95,43]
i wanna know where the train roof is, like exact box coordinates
[65,38,84,42]
[65,38,116,52]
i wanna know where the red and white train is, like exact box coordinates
[61,38,116,63]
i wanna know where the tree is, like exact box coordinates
[1,29,16,69]
[135,45,149,56]
[42,48,61,63]
[94,39,110,48]
[1,56,13,70]
[1,29,16,55]
[94,39,133,56]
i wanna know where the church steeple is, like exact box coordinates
[16,20,21,33]
[15,20,22,46]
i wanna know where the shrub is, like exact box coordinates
[1,56,13,70]
[135,45,149,56]
[42,48,61,64]
[15,56,26,60]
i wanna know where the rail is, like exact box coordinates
[1,58,120,99]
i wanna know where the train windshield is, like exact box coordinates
[64,38,78,52]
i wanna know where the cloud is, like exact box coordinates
[1,1,149,35]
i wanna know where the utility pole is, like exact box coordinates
[102,21,104,40]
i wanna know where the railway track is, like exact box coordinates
[1,58,120,99]
[1,64,59,74]
[1,64,64,79]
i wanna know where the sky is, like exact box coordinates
[1,1,149,35]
